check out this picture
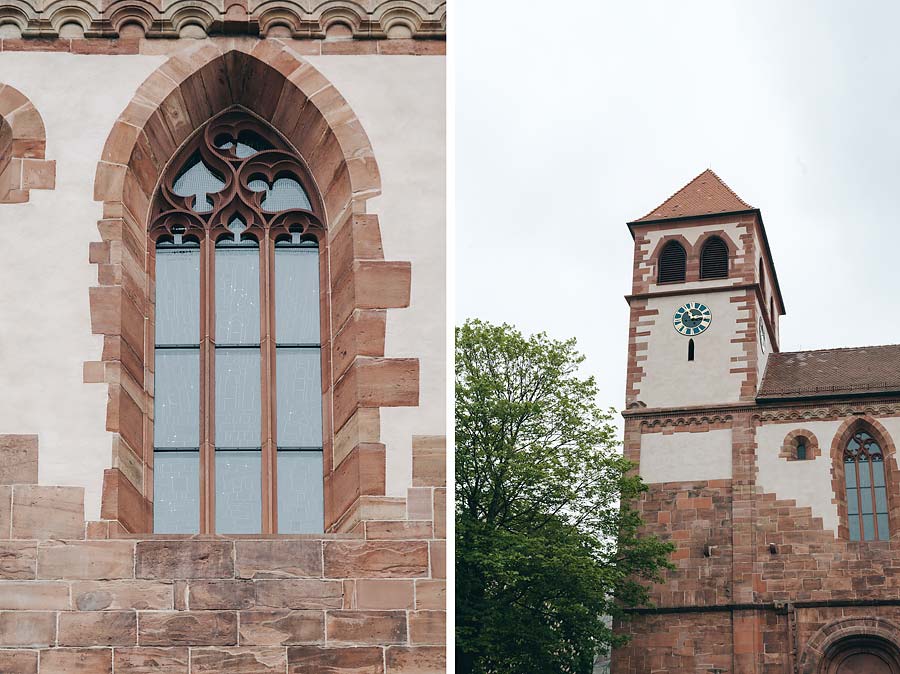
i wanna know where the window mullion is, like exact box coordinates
[201,233,215,535]
[261,232,277,534]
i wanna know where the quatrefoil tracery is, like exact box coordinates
[150,109,323,245]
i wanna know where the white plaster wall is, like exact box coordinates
[639,429,732,483]
[0,50,445,515]
[755,420,842,534]
[307,57,446,496]
[638,292,747,408]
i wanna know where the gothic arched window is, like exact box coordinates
[699,236,728,280]
[658,240,687,283]
[844,429,890,541]
[151,109,325,535]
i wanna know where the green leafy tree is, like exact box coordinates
[455,319,673,674]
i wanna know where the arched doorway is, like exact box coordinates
[822,637,900,674]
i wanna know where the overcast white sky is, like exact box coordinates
[455,0,900,412]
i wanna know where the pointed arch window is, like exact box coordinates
[699,236,729,280]
[844,430,890,541]
[151,109,325,535]
[658,240,687,283]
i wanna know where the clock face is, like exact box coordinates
[673,302,712,336]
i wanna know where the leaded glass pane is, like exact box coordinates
[873,460,886,487]
[859,464,871,487]
[845,465,857,487]
[275,246,319,344]
[849,516,860,541]
[861,489,874,514]
[172,160,225,212]
[155,247,200,345]
[847,488,858,515]
[878,514,890,539]
[277,451,323,533]
[248,176,312,212]
[875,486,888,513]
[863,514,875,540]
[154,451,200,533]
[215,348,261,447]
[215,243,260,345]
[154,350,200,448]
[277,349,322,448]
[215,450,261,533]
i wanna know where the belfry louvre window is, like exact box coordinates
[152,109,324,535]
[658,240,687,283]
[699,237,729,280]
[844,430,890,541]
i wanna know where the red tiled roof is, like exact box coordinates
[632,169,755,223]
[758,345,900,400]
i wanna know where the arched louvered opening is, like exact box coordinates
[687,338,695,361]
[699,237,729,280]
[658,240,687,283]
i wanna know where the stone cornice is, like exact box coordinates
[0,0,446,40]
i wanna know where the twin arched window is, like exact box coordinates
[657,236,729,283]
[151,110,324,535]
[844,430,889,541]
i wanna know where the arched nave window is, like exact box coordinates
[844,429,890,541]
[151,109,324,535]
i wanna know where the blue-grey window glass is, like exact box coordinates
[216,450,262,533]
[153,451,200,533]
[215,222,260,344]
[215,349,261,448]
[274,236,322,532]
[248,176,312,212]
[155,247,200,345]
[172,160,225,213]
[154,240,200,534]
[154,350,200,448]
[216,132,272,158]
[277,451,323,533]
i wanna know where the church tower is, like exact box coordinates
[625,169,784,412]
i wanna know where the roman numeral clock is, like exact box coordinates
[673,302,712,336]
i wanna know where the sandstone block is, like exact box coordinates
[191,647,286,673]
[254,579,344,610]
[39,648,112,674]
[430,541,445,579]
[408,611,444,645]
[136,541,233,579]
[433,489,446,539]
[138,611,237,646]
[38,541,134,580]
[385,646,445,673]
[0,649,37,674]
[113,647,189,673]
[0,486,10,539]
[356,580,414,610]
[0,581,69,609]
[365,521,433,540]
[238,610,325,645]
[0,435,38,485]
[287,645,384,673]
[414,580,445,610]
[12,486,84,540]
[72,580,173,610]
[326,610,406,645]
[188,579,255,609]
[234,540,323,579]
[0,541,36,579]
[324,541,429,579]
[0,611,56,647]
[57,611,137,646]
[411,436,445,487]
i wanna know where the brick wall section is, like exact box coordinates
[0,434,446,673]
[613,410,900,672]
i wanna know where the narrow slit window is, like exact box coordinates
[687,338,695,361]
